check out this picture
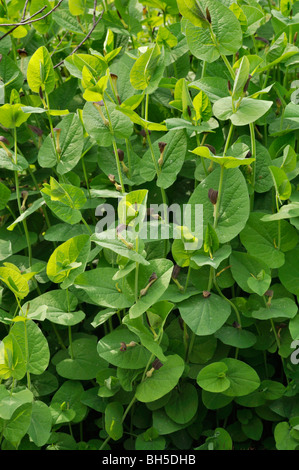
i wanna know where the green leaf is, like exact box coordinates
[3,402,32,446]
[232,56,250,101]
[41,177,87,225]
[176,0,208,27]
[222,358,260,397]
[191,245,232,269]
[240,212,298,269]
[83,101,133,147]
[10,320,50,375]
[130,44,165,94]
[230,251,271,295]
[251,298,298,320]
[213,97,273,126]
[191,145,255,169]
[0,265,29,299]
[129,259,174,319]
[56,337,107,380]
[0,103,30,128]
[188,167,250,243]
[47,234,90,288]
[135,354,184,403]
[0,182,10,210]
[269,165,292,201]
[164,383,198,424]
[185,0,242,62]
[278,247,299,296]
[97,327,151,369]
[27,46,55,94]
[0,334,26,380]
[215,327,257,349]
[38,114,84,174]
[140,130,187,188]
[197,362,230,393]
[73,267,132,309]
[178,293,231,336]
[105,402,123,441]
[0,387,33,420]
[27,401,52,447]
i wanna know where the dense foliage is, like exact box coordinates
[1,0,299,451]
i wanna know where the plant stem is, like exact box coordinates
[249,122,256,210]
[66,288,74,359]
[14,128,32,267]
[102,97,125,193]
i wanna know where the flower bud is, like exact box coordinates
[172,264,181,280]
[243,74,252,93]
[17,48,28,58]
[117,148,124,162]
[206,7,211,23]
[152,358,163,370]
[28,125,43,137]
[158,141,167,167]
[203,144,216,155]
[208,188,218,205]
[203,291,211,298]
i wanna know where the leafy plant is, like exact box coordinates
[1,0,299,452]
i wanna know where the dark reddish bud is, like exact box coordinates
[94,100,104,106]
[140,129,146,137]
[17,48,28,57]
[255,36,269,45]
[158,142,167,154]
[235,51,239,62]
[276,98,282,108]
[203,291,211,298]
[243,74,252,93]
[206,7,211,23]
[39,86,43,100]
[110,73,118,81]
[232,321,241,329]
[172,264,181,280]
[149,272,158,283]
[294,32,298,44]
[117,148,124,161]
[204,144,216,155]
[108,174,116,183]
[0,136,10,145]
[265,289,274,297]
[28,125,43,137]
[187,106,192,117]
[208,188,218,205]
[228,80,231,92]
[245,151,252,159]
[152,358,163,370]
[120,342,127,351]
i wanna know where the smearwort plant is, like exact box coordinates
[2,0,299,452]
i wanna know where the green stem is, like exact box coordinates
[135,238,139,303]
[66,288,74,359]
[249,122,256,210]
[14,129,32,267]
[184,265,192,293]
[103,98,125,193]
[213,165,225,229]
